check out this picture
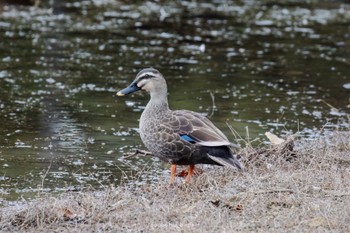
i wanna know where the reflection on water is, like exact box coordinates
[0,0,349,202]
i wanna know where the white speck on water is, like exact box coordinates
[199,44,206,53]
[255,20,274,26]
[302,109,311,115]
[287,90,299,95]
[15,140,32,148]
[56,82,65,89]
[72,160,84,166]
[329,108,344,116]
[125,101,136,107]
[343,83,350,90]
[312,111,322,118]
[46,78,56,84]
[2,56,11,62]
[87,137,95,144]
[83,83,96,90]
[0,71,9,78]
[113,131,129,136]
[105,160,114,166]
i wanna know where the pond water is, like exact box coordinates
[0,0,349,203]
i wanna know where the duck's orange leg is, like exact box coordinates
[170,164,176,184]
[184,164,195,183]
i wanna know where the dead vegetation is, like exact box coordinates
[1,130,350,232]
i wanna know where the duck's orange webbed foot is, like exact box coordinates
[170,164,203,184]
[177,165,203,177]
[179,165,203,183]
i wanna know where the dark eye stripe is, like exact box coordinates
[141,74,153,79]
[138,73,155,81]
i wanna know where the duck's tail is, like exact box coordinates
[196,145,243,170]
[208,153,243,171]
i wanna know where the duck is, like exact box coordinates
[117,68,242,184]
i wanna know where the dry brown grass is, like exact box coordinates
[1,130,350,232]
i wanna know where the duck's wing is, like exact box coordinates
[165,110,231,147]
[161,110,242,170]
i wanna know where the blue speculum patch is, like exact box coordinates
[180,134,196,144]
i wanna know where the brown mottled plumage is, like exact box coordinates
[117,68,242,183]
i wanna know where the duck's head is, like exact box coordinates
[117,68,167,96]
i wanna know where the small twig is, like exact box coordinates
[123,149,152,159]
[320,99,338,110]
[34,0,40,7]
[41,159,53,192]
[226,122,240,141]
[226,122,252,146]
[208,91,217,118]
[252,189,294,195]
[325,192,350,197]
[245,126,251,145]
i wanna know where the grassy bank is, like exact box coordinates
[1,130,350,232]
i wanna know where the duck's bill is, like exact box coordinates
[116,82,140,96]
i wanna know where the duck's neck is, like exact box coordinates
[145,91,170,114]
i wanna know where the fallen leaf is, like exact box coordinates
[62,207,76,220]
[265,132,285,145]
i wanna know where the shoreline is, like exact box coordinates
[1,130,349,232]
